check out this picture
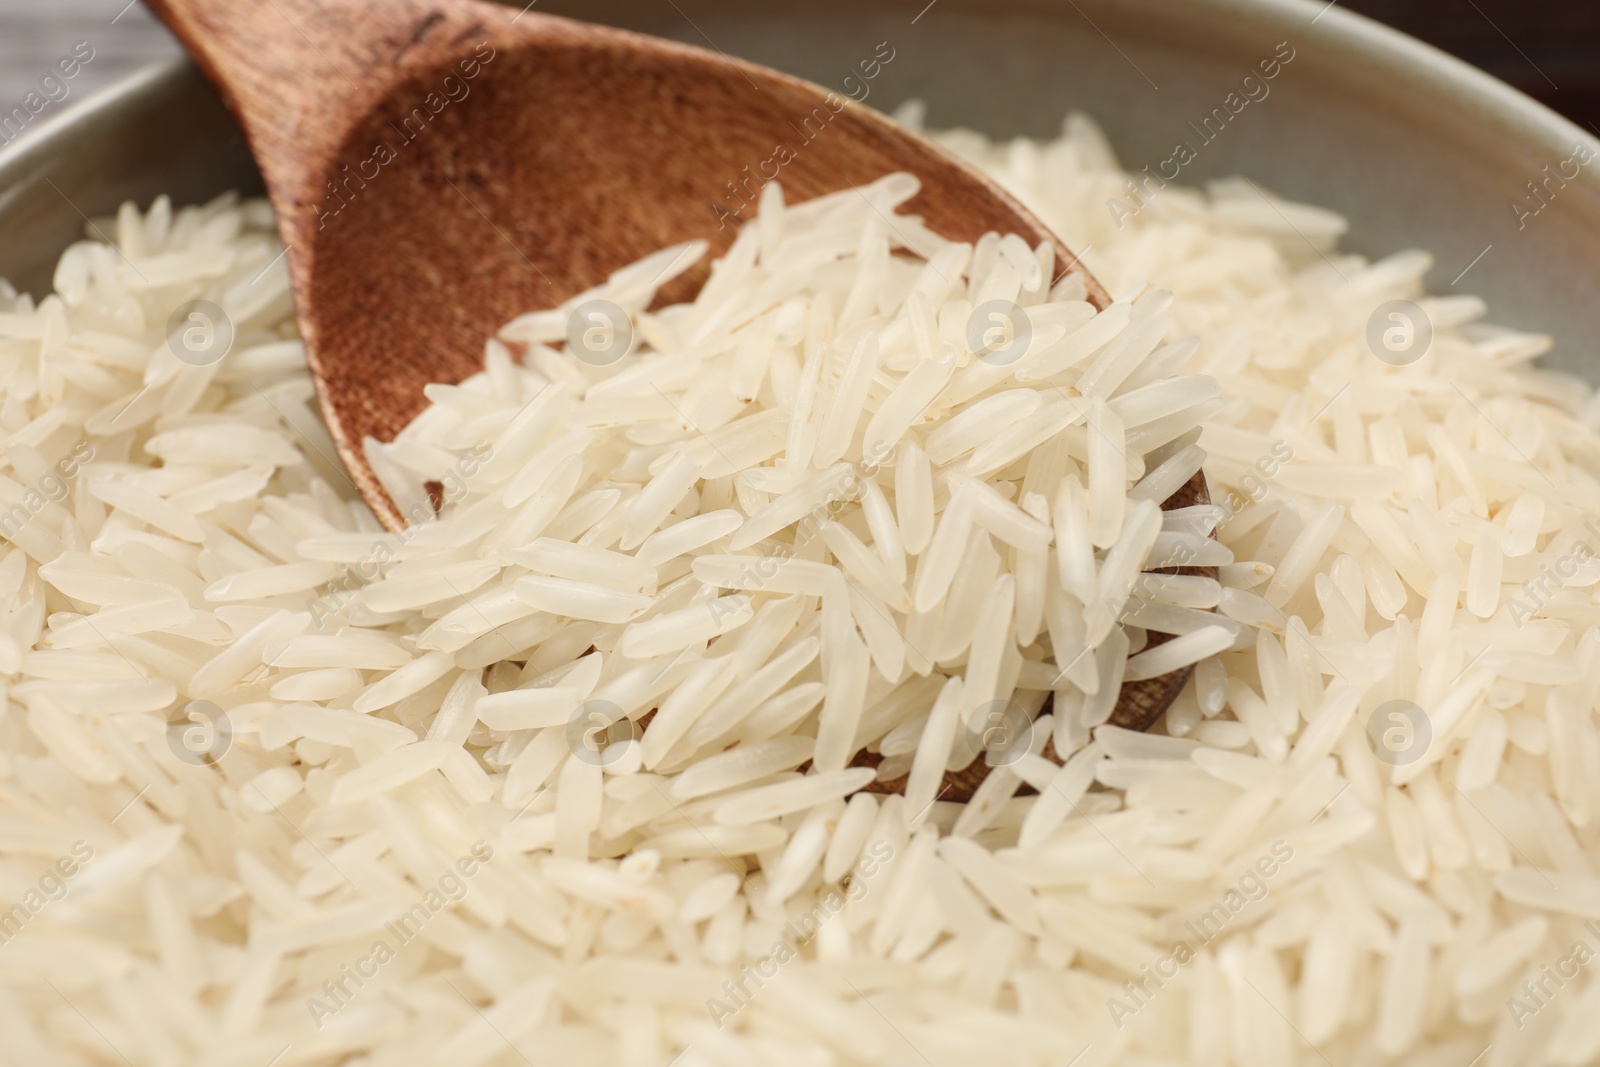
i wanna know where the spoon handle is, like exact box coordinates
[143,0,508,226]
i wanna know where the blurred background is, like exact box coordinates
[0,0,173,109]
[1346,0,1600,133]
[1,0,1597,141]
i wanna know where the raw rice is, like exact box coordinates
[0,105,1597,1067]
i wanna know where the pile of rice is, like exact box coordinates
[1,107,1598,1067]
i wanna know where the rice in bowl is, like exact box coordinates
[0,109,1596,1067]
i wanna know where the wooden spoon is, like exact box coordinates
[145,0,1207,796]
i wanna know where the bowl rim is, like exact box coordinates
[0,60,186,188]
[2,0,1596,182]
[1242,0,1597,152]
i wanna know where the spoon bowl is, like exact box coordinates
[145,0,1109,525]
[146,0,1201,793]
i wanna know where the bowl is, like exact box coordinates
[2,0,1597,378]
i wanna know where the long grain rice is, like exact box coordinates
[2,105,1595,1067]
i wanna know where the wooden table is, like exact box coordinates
[0,0,178,114]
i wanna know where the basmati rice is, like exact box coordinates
[2,105,1599,1067]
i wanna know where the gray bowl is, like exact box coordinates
[3,0,1597,377]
